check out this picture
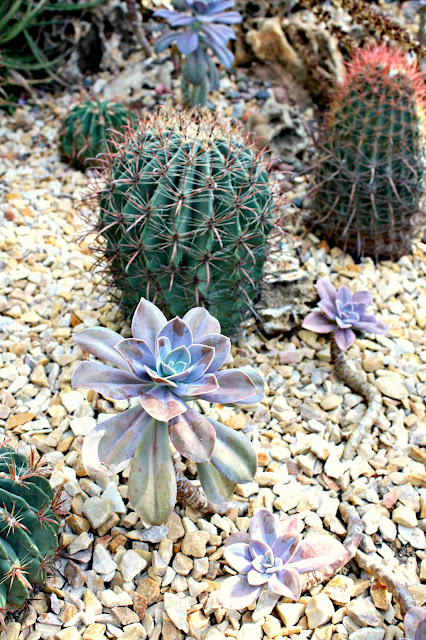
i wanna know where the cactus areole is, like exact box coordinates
[312,44,425,261]
[92,109,278,334]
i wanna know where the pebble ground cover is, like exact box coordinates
[0,94,425,640]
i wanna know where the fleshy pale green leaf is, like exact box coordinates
[208,417,257,484]
[128,420,176,525]
[196,461,236,503]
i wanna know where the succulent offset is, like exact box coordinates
[72,298,264,525]
[219,509,345,609]
[302,279,387,351]
[0,442,62,628]
[404,607,426,640]
[91,108,278,334]
[154,0,241,105]
[59,99,135,170]
[311,44,425,260]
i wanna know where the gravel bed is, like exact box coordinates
[0,101,425,640]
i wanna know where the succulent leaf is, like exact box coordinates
[196,462,236,503]
[128,421,177,526]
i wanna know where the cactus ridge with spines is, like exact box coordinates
[311,44,425,260]
[87,109,282,333]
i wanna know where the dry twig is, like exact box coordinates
[330,335,382,461]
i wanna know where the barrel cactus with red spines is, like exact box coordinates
[311,44,425,260]
[90,109,281,334]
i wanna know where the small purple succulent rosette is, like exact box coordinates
[219,509,345,609]
[302,278,387,351]
[404,607,426,640]
[72,298,263,524]
[154,0,241,84]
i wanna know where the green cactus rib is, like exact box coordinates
[60,100,135,171]
[94,113,278,333]
[0,446,60,609]
[311,46,425,261]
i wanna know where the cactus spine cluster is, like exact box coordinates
[91,109,279,333]
[60,100,134,171]
[0,443,62,626]
[311,44,425,260]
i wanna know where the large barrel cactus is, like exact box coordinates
[60,99,135,171]
[311,44,425,260]
[91,109,280,333]
[0,443,61,624]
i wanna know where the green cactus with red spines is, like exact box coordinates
[60,99,135,171]
[89,109,281,334]
[0,442,62,630]
[311,44,425,260]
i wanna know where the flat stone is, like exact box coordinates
[70,416,96,436]
[323,575,354,605]
[305,593,334,628]
[136,578,160,606]
[172,552,193,575]
[61,390,84,413]
[82,497,113,529]
[164,593,189,633]
[99,589,133,608]
[166,512,185,542]
[111,606,139,626]
[320,393,342,411]
[276,602,306,627]
[349,629,385,640]
[392,505,417,527]
[92,544,117,575]
[181,531,210,558]
[252,590,280,622]
[346,599,383,627]
[120,550,147,582]
[371,582,392,610]
[376,376,408,399]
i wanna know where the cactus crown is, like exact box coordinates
[88,108,282,334]
[0,442,62,626]
[60,99,134,171]
[311,44,425,261]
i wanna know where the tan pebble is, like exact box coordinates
[135,577,160,606]
[305,594,334,628]
[66,514,91,535]
[6,412,35,428]
[392,505,417,528]
[83,590,102,615]
[376,377,408,400]
[276,602,305,627]
[371,581,392,610]
[133,593,148,620]
[59,602,77,623]
[320,393,342,411]
[30,364,49,387]
[322,575,354,605]
[82,623,106,640]
[162,620,183,640]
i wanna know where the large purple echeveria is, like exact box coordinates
[404,607,426,640]
[154,0,241,88]
[302,278,387,351]
[72,298,263,525]
[218,509,345,609]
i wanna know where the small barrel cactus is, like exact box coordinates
[60,99,135,171]
[90,109,281,334]
[0,442,62,626]
[311,44,425,260]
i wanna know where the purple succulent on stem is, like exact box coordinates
[154,0,241,105]
[302,278,387,351]
[72,298,263,524]
[218,509,345,609]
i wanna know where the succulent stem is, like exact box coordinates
[302,503,362,591]
[355,550,416,617]
[173,459,230,516]
[330,334,382,461]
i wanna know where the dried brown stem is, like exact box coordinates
[302,503,362,591]
[330,334,382,461]
[125,0,152,56]
[173,460,230,516]
[355,550,416,617]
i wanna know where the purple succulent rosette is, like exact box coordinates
[404,607,426,640]
[154,0,241,88]
[302,278,387,351]
[219,509,345,609]
[72,298,263,524]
